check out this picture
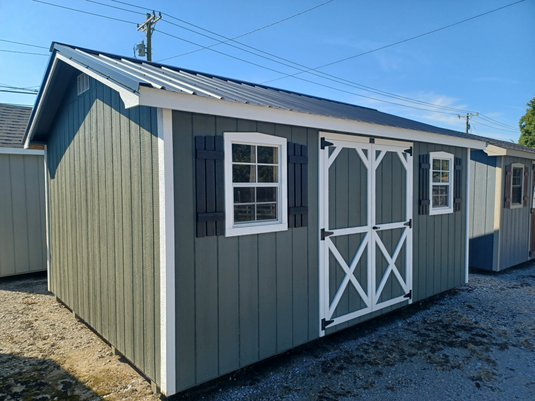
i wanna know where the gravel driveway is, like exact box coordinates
[1,261,534,401]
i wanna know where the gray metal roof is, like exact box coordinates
[27,42,488,146]
[466,132,535,155]
[0,103,32,148]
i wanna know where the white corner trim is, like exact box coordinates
[44,145,51,291]
[0,147,45,155]
[158,108,176,396]
[465,148,470,283]
[138,87,486,150]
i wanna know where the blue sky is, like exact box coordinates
[1,0,533,141]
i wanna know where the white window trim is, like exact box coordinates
[224,132,288,237]
[510,162,525,209]
[429,151,454,216]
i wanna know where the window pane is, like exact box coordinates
[432,172,441,182]
[441,160,449,171]
[232,144,255,163]
[257,203,277,220]
[440,186,448,195]
[234,187,254,203]
[234,204,255,222]
[233,165,256,183]
[258,166,278,183]
[257,187,277,202]
[512,168,522,186]
[512,185,522,204]
[441,172,449,182]
[432,186,440,195]
[257,146,277,164]
[432,195,440,206]
[433,159,441,170]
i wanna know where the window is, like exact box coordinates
[429,151,454,215]
[224,132,287,236]
[77,73,89,95]
[511,163,524,208]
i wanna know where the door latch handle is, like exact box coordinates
[372,226,380,230]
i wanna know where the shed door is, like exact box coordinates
[319,135,413,334]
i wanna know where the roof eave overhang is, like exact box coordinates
[484,144,535,160]
[138,86,486,150]
[24,46,141,148]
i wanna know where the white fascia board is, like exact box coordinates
[484,144,535,160]
[24,56,60,149]
[138,86,486,150]
[157,108,176,396]
[0,147,44,155]
[56,54,140,108]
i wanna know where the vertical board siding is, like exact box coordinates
[173,112,319,392]
[468,151,496,270]
[499,156,531,270]
[0,154,46,277]
[46,78,160,383]
[412,143,466,301]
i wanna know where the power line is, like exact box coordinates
[471,119,518,134]
[0,39,48,49]
[265,0,526,84]
[32,0,137,25]
[0,49,48,56]
[84,0,143,15]
[0,89,39,95]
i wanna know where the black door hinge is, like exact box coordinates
[404,290,412,299]
[321,228,334,240]
[321,137,334,150]
[321,318,335,331]
[403,219,412,228]
[404,147,413,156]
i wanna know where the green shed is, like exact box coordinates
[24,43,486,396]
[0,103,46,278]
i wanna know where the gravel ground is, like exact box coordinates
[1,261,534,401]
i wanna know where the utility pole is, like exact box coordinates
[457,112,479,134]
[137,11,161,61]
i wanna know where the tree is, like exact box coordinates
[518,96,535,148]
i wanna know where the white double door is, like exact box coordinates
[319,134,413,334]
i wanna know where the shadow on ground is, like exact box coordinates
[0,272,48,295]
[0,353,98,401]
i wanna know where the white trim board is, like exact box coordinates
[138,87,486,150]
[465,148,470,283]
[0,148,44,155]
[44,145,51,291]
[157,108,176,396]
[484,144,535,160]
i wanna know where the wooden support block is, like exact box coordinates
[73,311,80,320]
[111,346,120,356]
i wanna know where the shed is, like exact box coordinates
[0,103,46,278]
[469,137,535,271]
[24,42,486,396]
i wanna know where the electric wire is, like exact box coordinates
[30,0,520,132]
[0,39,48,49]
[0,89,39,95]
[264,0,527,84]
[0,49,48,56]
[32,0,137,25]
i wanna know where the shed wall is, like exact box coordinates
[498,155,531,270]
[468,150,497,271]
[46,77,161,383]
[172,111,469,392]
[0,153,46,277]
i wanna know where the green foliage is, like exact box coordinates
[518,96,535,148]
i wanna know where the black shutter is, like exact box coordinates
[504,164,512,209]
[523,167,529,207]
[419,154,430,215]
[453,157,462,212]
[288,142,308,227]
[195,136,225,237]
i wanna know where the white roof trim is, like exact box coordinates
[484,144,535,160]
[138,86,486,149]
[0,147,44,155]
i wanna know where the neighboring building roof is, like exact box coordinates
[0,103,32,148]
[25,42,486,149]
[464,132,535,159]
